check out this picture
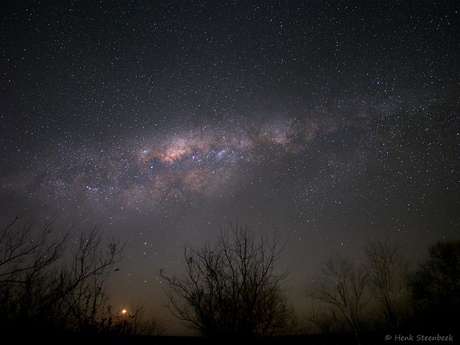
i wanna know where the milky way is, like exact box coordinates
[4,99,456,228]
[5,114,337,212]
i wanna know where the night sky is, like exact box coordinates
[1,1,459,334]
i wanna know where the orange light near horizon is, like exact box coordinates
[122,309,127,314]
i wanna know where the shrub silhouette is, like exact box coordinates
[410,239,460,331]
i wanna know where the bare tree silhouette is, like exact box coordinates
[305,252,368,345]
[0,215,124,336]
[159,222,294,339]
[364,239,409,329]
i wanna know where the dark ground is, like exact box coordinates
[2,330,458,345]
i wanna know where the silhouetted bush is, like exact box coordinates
[409,239,460,331]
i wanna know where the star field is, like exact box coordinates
[1,1,459,333]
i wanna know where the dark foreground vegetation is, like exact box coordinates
[1,216,459,344]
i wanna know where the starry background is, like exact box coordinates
[1,0,459,334]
